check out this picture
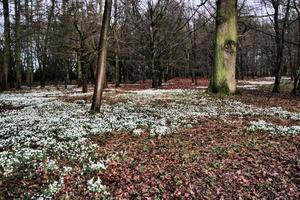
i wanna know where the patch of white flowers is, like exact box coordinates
[1,87,299,198]
[132,128,143,136]
[34,166,73,199]
[43,181,61,198]
[84,160,107,173]
[247,120,300,135]
[0,148,46,176]
[150,125,171,136]
[41,159,58,171]
[87,177,110,195]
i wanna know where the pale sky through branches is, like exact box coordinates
[0,0,277,37]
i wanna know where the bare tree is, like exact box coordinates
[292,0,300,94]
[91,0,113,112]
[266,0,291,92]
[25,0,33,87]
[1,0,12,90]
[14,0,22,89]
[113,0,121,87]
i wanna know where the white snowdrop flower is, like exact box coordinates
[133,128,143,136]
[42,159,58,171]
[87,177,109,195]
[84,160,107,173]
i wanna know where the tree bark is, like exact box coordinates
[2,0,12,90]
[272,0,291,93]
[15,0,22,89]
[210,0,237,94]
[91,0,112,112]
[25,0,33,87]
[114,0,121,87]
[293,0,300,95]
[40,0,55,88]
[148,1,159,88]
[74,15,87,93]
[81,58,88,93]
[64,61,69,89]
[76,53,82,87]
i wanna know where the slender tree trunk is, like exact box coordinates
[148,1,158,88]
[40,0,55,88]
[272,0,290,93]
[64,61,69,89]
[272,2,282,93]
[81,59,88,93]
[114,0,120,87]
[2,0,11,90]
[74,20,87,92]
[91,0,113,112]
[293,0,300,95]
[15,0,22,89]
[115,52,120,87]
[210,0,237,94]
[192,19,197,85]
[157,58,163,86]
[187,50,194,84]
[98,0,103,22]
[77,53,82,87]
[25,0,33,87]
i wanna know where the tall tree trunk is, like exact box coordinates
[2,0,11,90]
[40,0,55,88]
[293,0,300,95]
[148,1,158,88]
[272,0,290,93]
[192,18,197,85]
[91,0,112,112]
[15,0,22,89]
[272,2,282,93]
[210,0,237,94]
[74,19,87,92]
[114,0,120,87]
[25,0,33,87]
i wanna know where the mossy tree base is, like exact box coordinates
[208,82,233,96]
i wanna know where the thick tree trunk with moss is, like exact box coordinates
[91,0,112,112]
[210,0,237,94]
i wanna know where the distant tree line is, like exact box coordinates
[0,0,299,95]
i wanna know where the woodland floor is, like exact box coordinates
[0,77,299,199]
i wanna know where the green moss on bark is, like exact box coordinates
[210,0,237,95]
[208,80,232,96]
